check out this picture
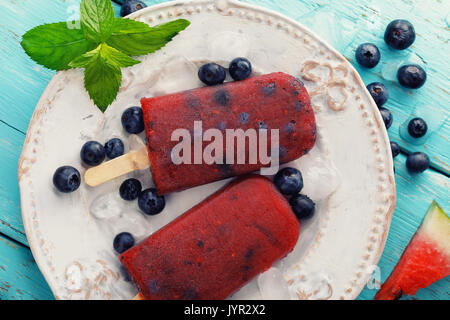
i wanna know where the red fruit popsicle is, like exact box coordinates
[120,175,300,300]
[142,72,316,194]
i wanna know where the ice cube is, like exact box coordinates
[299,9,336,46]
[130,168,154,189]
[100,123,128,148]
[128,134,146,151]
[208,31,250,63]
[338,17,359,55]
[381,59,403,82]
[381,52,427,81]
[298,7,357,54]
[257,267,291,300]
[294,148,341,202]
[415,108,447,133]
[150,55,200,95]
[399,108,447,146]
[112,211,153,242]
[90,192,124,220]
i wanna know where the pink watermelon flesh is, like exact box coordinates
[375,201,450,300]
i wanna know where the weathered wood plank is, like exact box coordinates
[358,152,449,300]
[0,0,72,133]
[243,0,450,174]
[0,236,53,300]
[0,122,28,245]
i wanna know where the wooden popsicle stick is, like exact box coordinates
[84,148,150,187]
[133,293,144,300]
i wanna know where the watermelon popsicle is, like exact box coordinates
[120,175,300,300]
[84,72,316,194]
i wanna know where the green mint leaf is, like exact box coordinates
[69,43,140,69]
[20,22,96,70]
[84,57,121,112]
[80,0,115,43]
[106,19,191,56]
[68,46,102,68]
[100,44,141,67]
[69,43,140,111]
[110,18,153,35]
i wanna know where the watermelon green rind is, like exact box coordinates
[420,201,450,256]
[374,201,450,300]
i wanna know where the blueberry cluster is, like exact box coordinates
[71,105,161,258]
[112,104,165,255]
[355,20,430,174]
[356,20,426,89]
[52,137,126,193]
[118,178,165,215]
[273,167,315,221]
[80,137,126,166]
[114,178,166,255]
[198,58,253,86]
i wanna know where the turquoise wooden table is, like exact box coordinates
[0,0,448,300]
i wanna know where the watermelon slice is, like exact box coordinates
[375,201,450,300]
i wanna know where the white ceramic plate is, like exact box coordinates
[19,0,396,300]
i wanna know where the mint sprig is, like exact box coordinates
[107,19,191,56]
[80,0,115,43]
[20,22,96,70]
[21,0,190,111]
[69,43,140,111]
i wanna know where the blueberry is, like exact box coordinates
[119,178,142,201]
[213,89,231,106]
[263,83,276,96]
[289,194,315,220]
[397,65,427,89]
[367,82,389,107]
[105,138,125,159]
[257,121,269,130]
[138,188,165,215]
[80,141,106,166]
[122,106,145,134]
[390,142,400,158]
[406,152,430,173]
[384,19,416,50]
[239,112,250,124]
[274,167,304,195]
[198,63,226,86]
[113,232,135,254]
[407,118,428,138]
[379,107,393,129]
[229,57,252,81]
[120,0,147,17]
[355,43,380,68]
[53,166,81,193]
